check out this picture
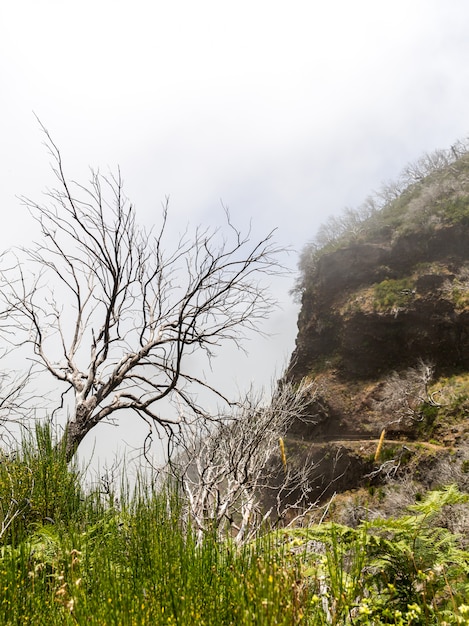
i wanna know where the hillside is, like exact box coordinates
[283,143,469,518]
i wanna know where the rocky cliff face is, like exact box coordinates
[289,224,469,383]
[281,148,469,509]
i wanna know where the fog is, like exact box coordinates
[1,1,469,471]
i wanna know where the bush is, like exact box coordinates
[0,423,84,544]
[373,277,415,310]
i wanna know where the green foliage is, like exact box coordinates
[275,485,469,625]
[417,403,440,437]
[373,277,415,310]
[0,424,84,544]
[0,485,306,624]
[420,403,439,424]
[440,196,469,225]
[1,429,469,624]
[449,283,469,310]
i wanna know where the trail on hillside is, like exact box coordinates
[287,434,448,451]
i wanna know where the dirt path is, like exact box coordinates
[287,434,448,451]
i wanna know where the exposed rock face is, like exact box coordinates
[289,224,469,383]
[279,153,469,504]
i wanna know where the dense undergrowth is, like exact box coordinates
[0,425,468,624]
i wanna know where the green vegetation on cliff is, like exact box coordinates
[289,139,469,384]
[284,139,469,539]
[294,141,469,298]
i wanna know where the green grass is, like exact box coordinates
[0,490,305,625]
[0,427,306,625]
[0,426,469,624]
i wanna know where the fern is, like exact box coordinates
[283,486,469,624]
[407,483,468,517]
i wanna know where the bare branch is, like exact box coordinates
[2,131,285,460]
[373,359,436,430]
[168,380,319,545]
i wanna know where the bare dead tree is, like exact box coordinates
[366,446,412,481]
[1,125,284,461]
[374,359,436,429]
[169,380,319,545]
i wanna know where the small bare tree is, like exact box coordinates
[170,380,319,545]
[374,359,436,429]
[1,126,283,461]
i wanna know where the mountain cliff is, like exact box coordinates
[282,143,469,516]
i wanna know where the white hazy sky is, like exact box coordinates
[2,0,469,470]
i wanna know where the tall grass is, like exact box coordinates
[0,423,87,545]
[0,428,306,624]
[0,426,468,624]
